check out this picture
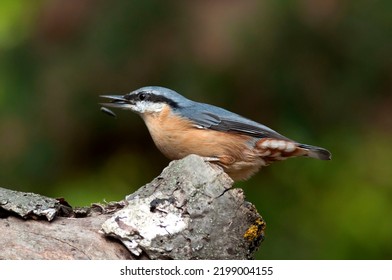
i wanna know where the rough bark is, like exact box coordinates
[0,155,265,260]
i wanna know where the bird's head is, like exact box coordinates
[100,86,188,115]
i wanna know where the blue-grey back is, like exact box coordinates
[174,96,290,141]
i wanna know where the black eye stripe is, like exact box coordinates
[138,92,147,100]
[124,91,179,108]
[151,95,179,108]
[124,94,135,101]
[124,91,148,101]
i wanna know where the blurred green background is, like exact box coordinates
[1,0,391,259]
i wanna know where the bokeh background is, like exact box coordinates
[1,0,391,259]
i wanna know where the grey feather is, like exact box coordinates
[173,100,291,140]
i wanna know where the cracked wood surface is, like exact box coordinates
[0,214,134,259]
[0,155,264,260]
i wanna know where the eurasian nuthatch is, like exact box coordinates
[100,86,331,181]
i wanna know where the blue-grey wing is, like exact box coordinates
[178,102,291,140]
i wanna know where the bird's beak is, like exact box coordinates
[100,94,130,108]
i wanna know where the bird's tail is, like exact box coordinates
[297,143,331,160]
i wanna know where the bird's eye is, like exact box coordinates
[138,92,147,101]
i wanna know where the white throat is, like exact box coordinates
[124,101,166,114]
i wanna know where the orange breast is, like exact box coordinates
[142,106,245,158]
[141,106,269,181]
